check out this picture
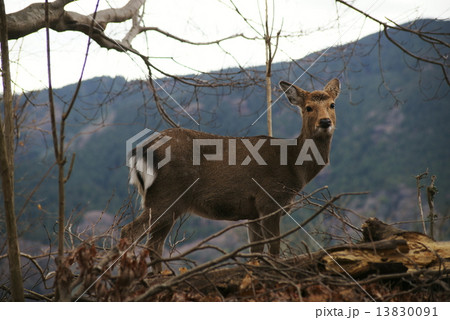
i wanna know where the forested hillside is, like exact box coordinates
[8,19,450,250]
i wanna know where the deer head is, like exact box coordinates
[279,78,340,139]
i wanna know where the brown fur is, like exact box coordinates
[309,92,330,101]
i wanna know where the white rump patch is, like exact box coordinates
[128,155,157,207]
[128,156,140,187]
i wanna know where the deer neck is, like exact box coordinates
[295,131,333,185]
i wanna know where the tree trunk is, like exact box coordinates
[264,0,272,137]
[0,0,25,301]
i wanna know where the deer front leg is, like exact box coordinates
[261,212,281,256]
[247,220,265,253]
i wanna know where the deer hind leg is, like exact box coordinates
[141,197,181,274]
[120,207,151,243]
[144,213,175,274]
[120,203,176,274]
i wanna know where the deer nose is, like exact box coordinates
[319,118,332,129]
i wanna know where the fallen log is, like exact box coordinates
[322,217,450,276]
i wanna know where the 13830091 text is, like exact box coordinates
[315,306,439,319]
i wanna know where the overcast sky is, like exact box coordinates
[4,0,450,92]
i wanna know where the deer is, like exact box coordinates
[121,78,341,274]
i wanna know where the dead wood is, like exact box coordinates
[54,217,449,301]
[135,217,450,301]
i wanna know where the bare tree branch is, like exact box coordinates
[6,0,145,51]
[4,0,267,127]
[335,0,449,86]
[138,26,246,46]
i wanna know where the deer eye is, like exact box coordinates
[330,103,335,109]
[305,106,313,112]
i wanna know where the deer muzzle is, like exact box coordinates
[319,118,332,129]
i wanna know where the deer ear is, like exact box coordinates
[324,78,340,100]
[279,81,308,107]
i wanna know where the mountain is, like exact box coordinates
[5,19,450,247]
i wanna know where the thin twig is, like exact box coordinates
[415,170,428,235]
